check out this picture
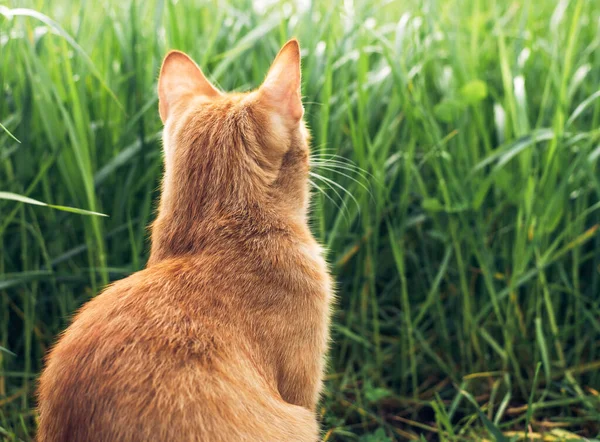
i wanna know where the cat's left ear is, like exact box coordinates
[258,39,303,125]
[158,50,221,123]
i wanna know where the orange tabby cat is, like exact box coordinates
[37,39,333,442]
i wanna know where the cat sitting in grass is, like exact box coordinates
[37,40,334,442]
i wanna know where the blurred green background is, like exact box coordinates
[2,0,600,440]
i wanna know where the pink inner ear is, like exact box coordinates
[158,51,220,123]
[260,40,304,123]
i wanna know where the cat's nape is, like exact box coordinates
[37,40,333,442]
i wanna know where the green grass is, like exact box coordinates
[2,0,600,440]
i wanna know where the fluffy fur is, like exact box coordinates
[37,40,333,442]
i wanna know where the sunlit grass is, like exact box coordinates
[1,0,600,440]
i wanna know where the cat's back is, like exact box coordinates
[45,255,233,362]
[37,247,323,442]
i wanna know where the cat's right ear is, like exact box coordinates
[258,39,303,126]
[158,51,221,123]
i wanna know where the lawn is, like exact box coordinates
[1,0,600,440]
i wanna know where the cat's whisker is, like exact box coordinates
[310,161,372,180]
[309,150,346,156]
[309,153,352,161]
[310,154,371,173]
[310,166,372,197]
[308,178,348,220]
[309,174,352,220]
[309,171,361,216]
[309,156,360,166]
[309,154,371,175]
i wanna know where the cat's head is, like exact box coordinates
[156,40,311,236]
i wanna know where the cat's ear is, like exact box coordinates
[158,50,221,123]
[258,39,303,124]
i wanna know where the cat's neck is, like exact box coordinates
[146,203,308,266]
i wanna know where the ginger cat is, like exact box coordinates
[37,39,333,442]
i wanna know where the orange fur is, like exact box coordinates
[37,39,333,442]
